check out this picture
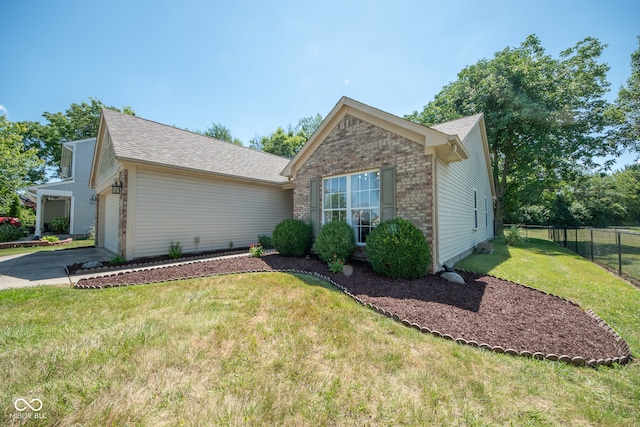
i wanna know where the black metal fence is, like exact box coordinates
[549,226,640,285]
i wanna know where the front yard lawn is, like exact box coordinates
[0,237,638,426]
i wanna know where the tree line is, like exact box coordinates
[1,34,639,229]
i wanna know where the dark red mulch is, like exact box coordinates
[74,253,631,365]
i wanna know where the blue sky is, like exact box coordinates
[1,0,639,168]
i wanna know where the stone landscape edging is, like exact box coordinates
[73,258,633,368]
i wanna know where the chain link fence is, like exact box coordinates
[549,226,640,286]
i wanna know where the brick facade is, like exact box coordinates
[293,114,434,252]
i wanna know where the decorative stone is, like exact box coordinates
[82,261,103,269]
[441,271,465,284]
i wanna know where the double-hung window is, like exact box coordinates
[323,171,380,244]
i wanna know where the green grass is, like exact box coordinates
[0,239,95,256]
[0,239,639,426]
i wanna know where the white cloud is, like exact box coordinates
[0,105,7,116]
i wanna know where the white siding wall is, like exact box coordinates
[71,139,97,235]
[131,169,293,259]
[436,126,494,266]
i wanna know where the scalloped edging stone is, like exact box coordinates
[74,264,633,368]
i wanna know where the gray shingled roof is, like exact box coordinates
[430,113,483,141]
[102,108,290,184]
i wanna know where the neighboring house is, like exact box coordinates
[281,97,495,271]
[27,138,97,238]
[89,109,293,259]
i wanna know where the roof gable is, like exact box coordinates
[91,109,290,186]
[282,97,473,178]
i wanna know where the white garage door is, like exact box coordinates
[104,194,119,253]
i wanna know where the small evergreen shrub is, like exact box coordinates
[41,235,60,243]
[365,218,431,279]
[258,235,273,248]
[314,220,357,263]
[0,224,24,243]
[169,241,183,259]
[272,219,313,257]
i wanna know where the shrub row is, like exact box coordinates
[270,217,430,279]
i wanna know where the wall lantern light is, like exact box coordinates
[111,178,123,194]
[90,195,97,205]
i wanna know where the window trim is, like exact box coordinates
[322,169,381,245]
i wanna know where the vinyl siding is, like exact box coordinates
[71,140,97,235]
[97,131,118,185]
[131,169,292,259]
[437,126,494,266]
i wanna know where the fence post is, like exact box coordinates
[564,227,567,248]
[618,232,622,276]
[590,229,594,262]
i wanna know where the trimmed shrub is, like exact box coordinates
[272,219,313,257]
[258,234,273,249]
[0,224,24,243]
[50,217,69,234]
[365,218,431,279]
[314,220,357,263]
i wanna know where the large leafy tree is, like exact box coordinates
[250,114,323,158]
[20,98,134,178]
[615,36,640,153]
[250,127,307,158]
[406,35,616,231]
[198,123,242,145]
[0,116,43,212]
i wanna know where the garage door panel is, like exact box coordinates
[104,194,119,253]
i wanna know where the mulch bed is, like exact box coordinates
[74,254,632,367]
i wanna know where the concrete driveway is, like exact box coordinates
[0,247,114,290]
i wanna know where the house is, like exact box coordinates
[90,97,495,271]
[27,138,97,238]
[89,109,293,259]
[281,97,495,271]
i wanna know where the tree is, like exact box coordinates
[295,113,323,140]
[250,114,322,157]
[406,35,616,232]
[198,123,242,145]
[250,127,307,158]
[0,116,43,212]
[615,36,640,153]
[20,98,135,177]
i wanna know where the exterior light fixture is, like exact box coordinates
[111,178,123,194]
[90,195,97,205]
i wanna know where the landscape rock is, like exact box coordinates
[441,271,466,284]
[81,261,104,269]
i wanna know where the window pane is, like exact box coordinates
[338,194,346,209]
[371,172,380,189]
[351,174,360,192]
[371,189,380,207]
[352,192,360,208]
[338,176,346,193]
[324,195,331,209]
[361,173,370,190]
[371,209,380,226]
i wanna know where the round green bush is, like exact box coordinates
[365,218,430,279]
[314,221,357,263]
[0,224,24,243]
[272,219,313,257]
